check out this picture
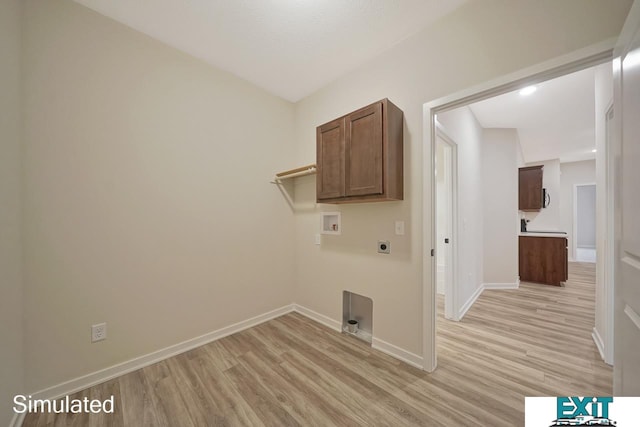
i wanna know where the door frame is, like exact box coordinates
[573,182,597,261]
[602,102,616,365]
[435,126,458,321]
[422,40,615,372]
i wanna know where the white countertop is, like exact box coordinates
[519,231,567,238]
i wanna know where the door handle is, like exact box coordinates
[444,238,450,244]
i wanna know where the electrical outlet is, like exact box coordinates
[378,240,390,254]
[91,323,107,343]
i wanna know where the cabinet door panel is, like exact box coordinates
[519,236,566,286]
[519,166,543,211]
[345,103,383,196]
[316,118,345,200]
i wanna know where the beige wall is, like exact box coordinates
[482,129,520,285]
[0,0,24,423]
[22,0,296,392]
[293,0,630,357]
[560,160,597,261]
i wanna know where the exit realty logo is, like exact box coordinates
[550,397,614,426]
[526,397,640,426]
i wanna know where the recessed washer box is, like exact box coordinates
[321,212,341,235]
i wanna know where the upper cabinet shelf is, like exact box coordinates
[316,98,404,204]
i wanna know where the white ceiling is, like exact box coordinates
[469,67,598,164]
[73,0,468,102]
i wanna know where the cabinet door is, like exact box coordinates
[316,118,345,200]
[345,102,383,197]
[519,236,566,286]
[519,166,543,210]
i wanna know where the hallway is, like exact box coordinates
[437,262,611,423]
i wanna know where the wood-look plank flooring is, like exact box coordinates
[23,262,610,426]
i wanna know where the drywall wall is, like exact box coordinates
[437,107,484,315]
[560,160,597,260]
[482,129,520,285]
[594,61,614,363]
[22,0,296,392]
[292,0,630,358]
[577,185,597,248]
[0,0,23,422]
[522,159,562,231]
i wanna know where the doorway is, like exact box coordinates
[574,183,597,262]
[422,46,615,372]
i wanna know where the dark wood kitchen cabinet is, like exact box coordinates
[316,99,403,203]
[519,165,544,211]
[519,236,568,286]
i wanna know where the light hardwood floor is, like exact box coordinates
[23,262,610,426]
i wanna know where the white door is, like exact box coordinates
[436,131,457,321]
[613,0,640,395]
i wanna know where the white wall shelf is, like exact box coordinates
[272,164,316,183]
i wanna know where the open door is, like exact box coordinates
[613,0,640,395]
[435,129,457,321]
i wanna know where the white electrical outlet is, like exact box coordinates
[91,323,107,342]
[395,221,405,235]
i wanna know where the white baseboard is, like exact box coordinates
[28,304,295,403]
[10,412,25,427]
[292,304,342,332]
[19,301,423,424]
[293,303,424,369]
[458,285,484,320]
[483,282,519,290]
[592,327,606,363]
[372,337,424,369]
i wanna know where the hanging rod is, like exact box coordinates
[271,164,317,183]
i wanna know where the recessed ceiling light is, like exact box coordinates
[592,149,597,153]
[519,86,537,96]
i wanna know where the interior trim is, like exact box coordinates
[624,304,640,331]
[458,285,484,320]
[372,337,424,369]
[9,412,25,427]
[591,327,608,365]
[25,304,296,404]
[483,282,520,290]
[292,303,342,332]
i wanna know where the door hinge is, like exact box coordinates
[431,249,435,257]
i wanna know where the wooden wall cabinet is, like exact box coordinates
[316,99,403,203]
[519,236,568,286]
[519,165,543,211]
